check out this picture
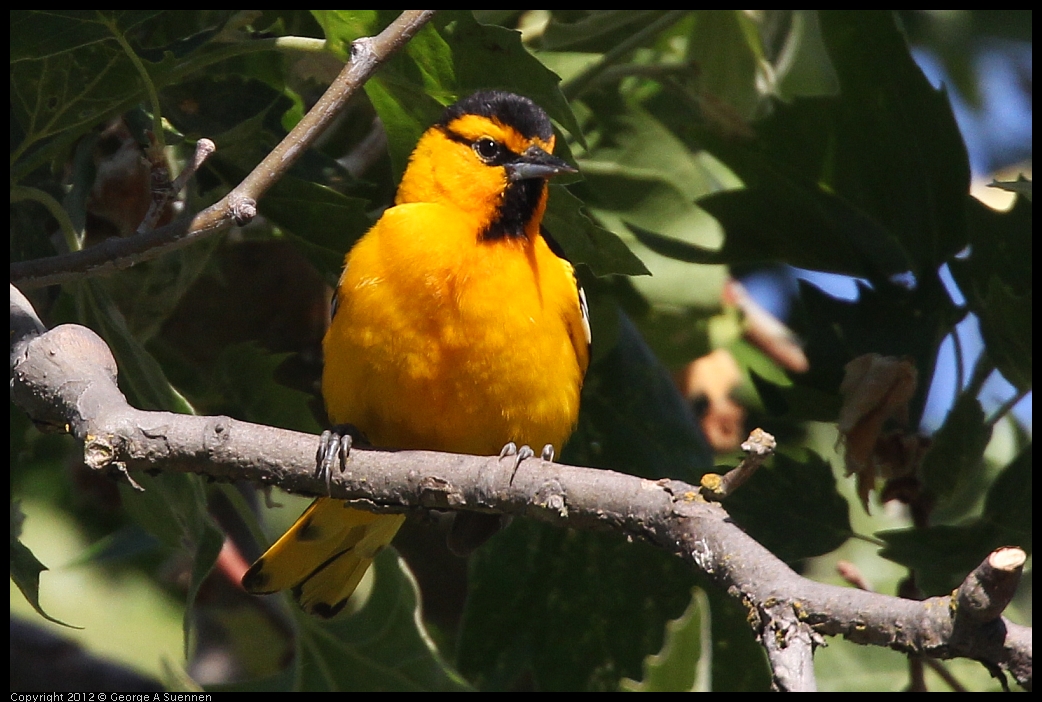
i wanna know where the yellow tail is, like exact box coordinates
[242,498,405,619]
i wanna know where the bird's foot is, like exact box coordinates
[315,424,369,495]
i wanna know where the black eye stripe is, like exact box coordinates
[438,125,471,147]
[440,126,517,167]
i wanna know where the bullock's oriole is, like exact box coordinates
[242,91,590,618]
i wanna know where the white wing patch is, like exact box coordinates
[577,284,592,347]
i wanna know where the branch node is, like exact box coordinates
[419,476,464,507]
[534,479,568,518]
[230,197,258,226]
[691,536,715,575]
[543,493,568,518]
[350,37,376,69]
[761,601,822,691]
[84,434,116,471]
[84,434,143,491]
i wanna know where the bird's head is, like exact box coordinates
[397,91,576,240]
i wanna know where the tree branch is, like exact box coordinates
[9,285,1032,691]
[9,10,438,290]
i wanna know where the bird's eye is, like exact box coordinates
[474,138,501,161]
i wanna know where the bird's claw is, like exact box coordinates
[499,441,533,466]
[316,425,367,496]
[500,441,555,485]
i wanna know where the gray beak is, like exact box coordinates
[506,145,577,182]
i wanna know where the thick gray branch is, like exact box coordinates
[9,288,1032,691]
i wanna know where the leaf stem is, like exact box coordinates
[11,186,80,253]
[562,10,690,101]
[105,13,165,151]
[985,388,1029,429]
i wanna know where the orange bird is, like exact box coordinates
[243,91,590,617]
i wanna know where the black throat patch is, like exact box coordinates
[438,91,555,242]
[485,177,545,241]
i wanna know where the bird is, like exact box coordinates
[241,91,591,618]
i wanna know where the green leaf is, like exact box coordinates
[980,445,1033,551]
[364,76,446,181]
[405,18,457,97]
[10,11,164,173]
[360,19,459,158]
[293,549,470,691]
[879,445,1031,596]
[963,193,1032,293]
[687,11,764,120]
[94,239,221,345]
[773,11,840,100]
[686,187,913,279]
[750,370,842,424]
[724,450,852,562]
[10,10,162,61]
[544,186,649,277]
[816,10,971,271]
[447,12,583,142]
[72,280,195,414]
[168,71,371,282]
[310,10,379,59]
[949,197,1032,392]
[582,107,728,201]
[574,103,735,299]
[160,73,289,143]
[542,11,668,52]
[458,520,701,691]
[274,174,368,243]
[585,167,720,253]
[575,101,737,289]
[702,584,772,691]
[259,176,374,284]
[567,309,713,483]
[693,11,971,281]
[210,343,322,434]
[619,587,712,691]
[10,501,78,628]
[976,279,1032,392]
[920,394,991,507]
[629,305,715,369]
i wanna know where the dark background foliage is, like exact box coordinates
[11,10,1031,691]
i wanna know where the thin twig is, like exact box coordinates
[135,139,216,235]
[699,427,776,500]
[10,10,437,290]
[951,322,966,394]
[985,387,1029,428]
